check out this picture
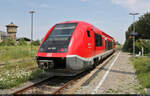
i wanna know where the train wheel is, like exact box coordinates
[98,57,103,64]
[88,60,95,71]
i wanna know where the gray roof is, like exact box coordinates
[16,37,31,41]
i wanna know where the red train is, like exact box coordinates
[36,21,115,76]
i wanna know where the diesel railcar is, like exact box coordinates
[36,21,115,76]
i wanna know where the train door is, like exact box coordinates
[86,27,95,57]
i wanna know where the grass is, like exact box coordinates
[131,57,150,88]
[0,58,48,89]
[0,46,38,63]
[0,45,48,89]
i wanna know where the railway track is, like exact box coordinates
[13,51,117,95]
[13,70,87,94]
[13,76,73,94]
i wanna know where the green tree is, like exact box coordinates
[31,40,40,46]
[135,40,150,54]
[136,13,150,39]
[123,12,150,54]
[0,38,16,46]
[17,38,27,46]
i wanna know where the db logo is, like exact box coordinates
[47,53,52,57]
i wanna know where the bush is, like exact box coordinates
[123,12,150,54]
[131,57,150,88]
[123,39,150,55]
[31,40,40,46]
[122,39,133,52]
[0,38,16,46]
[17,38,27,46]
[135,40,150,55]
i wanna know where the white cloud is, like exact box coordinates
[111,0,150,12]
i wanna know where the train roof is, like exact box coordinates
[57,20,115,40]
[57,20,91,25]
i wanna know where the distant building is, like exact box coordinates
[0,30,9,41]
[0,22,18,42]
[6,22,18,40]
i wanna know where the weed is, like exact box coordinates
[0,46,37,63]
[131,57,150,89]
[0,46,47,89]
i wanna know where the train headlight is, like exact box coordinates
[60,48,67,52]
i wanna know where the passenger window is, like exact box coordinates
[105,40,108,50]
[99,35,102,46]
[95,33,102,47]
[87,30,90,37]
[107,41,113,50]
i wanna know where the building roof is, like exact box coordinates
[16,37,31,41]
[6,22,18,27]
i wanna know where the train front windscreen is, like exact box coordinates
[39,23,77,53]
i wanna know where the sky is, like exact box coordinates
[0,0,150,44]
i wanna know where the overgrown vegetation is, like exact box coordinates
[0,38,40,46]
[0,46,37,63]
[135,40,150,55]
[0,38,45,89]
[0,38,16,46]
[17,38,27,46]
[32,40,41,46]
[0,60,47,89]
[122,12,150,54]
[131,57,150,88]
[0,38,40,63]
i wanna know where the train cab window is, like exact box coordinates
[87,30,91,37]
[95,33,102,47]
[50,23,77,36]
[39,23,78,53]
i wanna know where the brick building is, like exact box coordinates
[0,22,18,41]
[6,22,18,40]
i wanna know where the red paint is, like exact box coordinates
[37,21,115,58]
